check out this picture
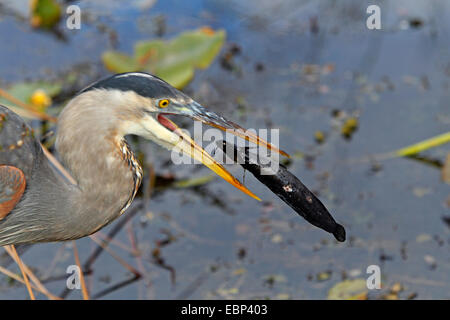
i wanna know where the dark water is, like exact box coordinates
[0,0,448,299]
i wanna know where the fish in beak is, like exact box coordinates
[154,101,290,201]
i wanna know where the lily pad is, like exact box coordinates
[0,81,61,119]
[102,28,226,89]
[328,279,368,300]
[102,52,140,73]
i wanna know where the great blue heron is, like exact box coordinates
[0,72,289,247]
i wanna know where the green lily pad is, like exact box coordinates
[328,279,368,300]
[102,52,140,73]
[102,28,226,89]
[0,81,62,118]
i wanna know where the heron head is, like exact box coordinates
[78,72,289,200]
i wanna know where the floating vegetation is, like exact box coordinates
[341,117,359,139]
[102,28,226,89]
[442,154,450,184]
[0,82,61,121]
[30,0,61,29]
[328,279,368,300]
[314,130,326,144]
[393,132,450,158]
[172,174,216,189]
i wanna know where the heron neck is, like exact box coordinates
[62,135,138,238]
[54,94,142,239]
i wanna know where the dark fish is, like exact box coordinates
[217,141,346,242]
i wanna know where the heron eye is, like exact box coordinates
[158,99,170,108]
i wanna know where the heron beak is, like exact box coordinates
[182,102,290,158]
[156,101,290,201]
[156,114,261,201]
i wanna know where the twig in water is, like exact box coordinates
[73,241,89,300]
[4,245,34,300]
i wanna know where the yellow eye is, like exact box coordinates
[158,99,170,108]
